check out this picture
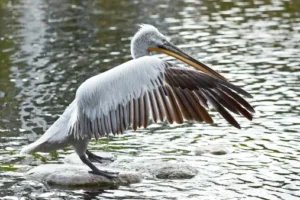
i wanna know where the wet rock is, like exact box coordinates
[154,163,198,179]
[111,158,198,179]
[26,164,142,187]
[63,153,197,180]
[210,146,228,155]
[195,144,228,156]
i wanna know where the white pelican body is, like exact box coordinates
[21,25,254,178]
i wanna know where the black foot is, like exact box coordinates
[79,154,118,179]
[89,169,119,179]
[86,150,114,163]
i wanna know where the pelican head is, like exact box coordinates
[131,24,226,80]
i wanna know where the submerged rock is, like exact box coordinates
[195,144,228,156]
[26,164,142,187]
[111,158,198,179]
[154,163,198,179]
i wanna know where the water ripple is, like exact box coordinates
[0,0,300,199]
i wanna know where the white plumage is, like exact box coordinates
[21,24,254,178]
[77,56,164,121]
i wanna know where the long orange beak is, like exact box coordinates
[148,42,226,81]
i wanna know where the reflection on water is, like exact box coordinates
[0,0,300,199]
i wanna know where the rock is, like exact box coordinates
[28,152,196,184]
[154,163,198,179]
[111,158,198,179]
[194,148,206,156]
[195,144,228,156]
[210,146,228,155]
[26,164,142,187]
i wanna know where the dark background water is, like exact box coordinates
[0,0,299,199]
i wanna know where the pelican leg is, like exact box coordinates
[86,150,114,163]
[79,155,119,179]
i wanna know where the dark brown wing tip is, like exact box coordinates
[247,93,253,99]
[207,119,214,124]
[235,123,241,129]
[221,80,253,99]
[248,115,253,121]
[242,91,253,99]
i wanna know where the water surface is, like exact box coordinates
[0,0,299,199]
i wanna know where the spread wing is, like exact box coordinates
[70,56,254,140]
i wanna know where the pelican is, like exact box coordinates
[21,24,255,178]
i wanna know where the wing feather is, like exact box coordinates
[110,110,117,135]
[219,84,255,113]
[93,119,100,140]
[159,86,174,124]
[202,89,241,129]
[165,85,183,124]
[148,91,158,123]
[124,102,130,129]
[118,104,124,134]
[173,88,193,120]
[194,90,209,108]
[133,98,138,131]
[143,93,150,128]
[138,96,144,128]
[153,89,165,122]
[182,89,203,121]
[73,56,254,139]
[100,117,106,136]
[210,89,240,115]
[215,88,252,120]
[104,114,112,134]
[183,89,204,122]
[191,91,213,124]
